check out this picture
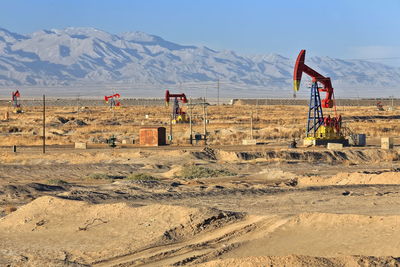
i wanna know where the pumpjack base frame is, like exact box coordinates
[303,138,348,147]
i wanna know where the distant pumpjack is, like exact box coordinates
[165,90,189,123]
[12,90,23,113]
[104,93,121,108]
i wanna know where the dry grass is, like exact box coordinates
[180,165,236,179]
[126,173,157,181]
[0,104,398,147]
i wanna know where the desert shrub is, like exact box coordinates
[180,165,236,179]
[4,206,17,214]
[47,179,69,185]
[126,173,157,181]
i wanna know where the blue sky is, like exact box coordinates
[1,0,400,65]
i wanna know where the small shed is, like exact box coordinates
[139,127,166,146]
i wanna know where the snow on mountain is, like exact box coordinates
[0,27,399,97]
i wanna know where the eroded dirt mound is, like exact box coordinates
[299,170,400,186]
[0,196,244,266]
[232,148,400,163]
[189,147,400,165]
[199,255,400,267]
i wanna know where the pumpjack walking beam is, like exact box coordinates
[294,50,334,109]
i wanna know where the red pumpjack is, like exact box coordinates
[165,90,188,123]
[12,90,23,113]
[104,93,121,108]
[293,49,344,142]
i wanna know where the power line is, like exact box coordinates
[280,57,400,65]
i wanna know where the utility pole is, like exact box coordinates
[250,111,253,139]
[42,94,46,154]
[255,99,259,121]
[169,114,173,145]
[217,79,220,106]
[189,100,193,145]
[77,93,80,115]
[391,95,394,110]
[203,103,207,146]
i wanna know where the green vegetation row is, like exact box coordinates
[47,166,236,185]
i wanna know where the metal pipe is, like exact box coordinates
[43,94,46,154]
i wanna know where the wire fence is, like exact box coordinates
[0,98,206,107]
[0,97,398,107]
[231,98,400,107]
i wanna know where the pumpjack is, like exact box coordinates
[165,90,189,123]
[376,101,384,111]
[294,50,346,146]
[12,90,23,113]
[104,93,121,109]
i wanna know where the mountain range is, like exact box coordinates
[0,27,399,98]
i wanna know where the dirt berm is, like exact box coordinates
[0,196,244,266]
[298,170,400,186]
[193,148,400,164]
[200,255,400,267]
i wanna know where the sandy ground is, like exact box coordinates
[1,104,400,266]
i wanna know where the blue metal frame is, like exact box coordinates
[306,82,324,137]
[172,97,179,120]
[12,95,19,108]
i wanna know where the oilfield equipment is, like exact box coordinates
[187,101,210,145]
[104,93,121,109]
[376,101,384,111]
[12,90,23,113]
[106,135,117,147]
[139,127,167,146]
[294,49,345,146]
[165,90,189,124]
